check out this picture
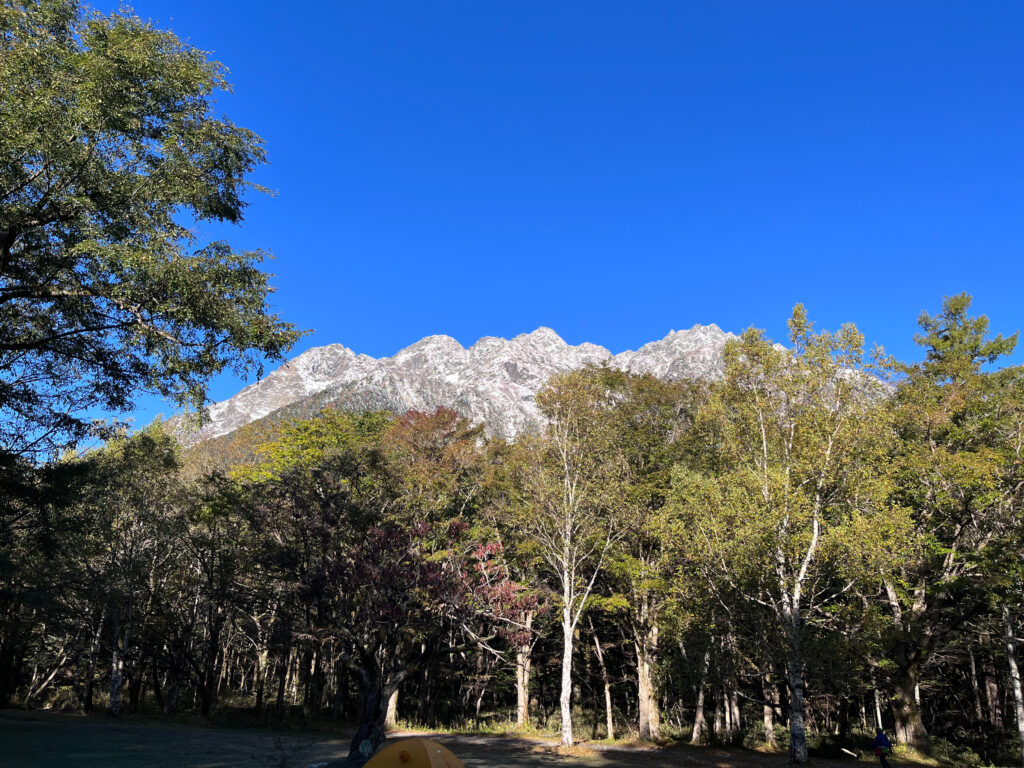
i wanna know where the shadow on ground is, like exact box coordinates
[0,710,892,767]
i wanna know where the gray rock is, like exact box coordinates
[180,325,737,444]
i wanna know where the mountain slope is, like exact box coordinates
[182,324,736,443]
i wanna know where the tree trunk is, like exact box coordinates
[589,618,614,740]
[1003,606,1024,768]
[349,669,403,764]
[560,605,575,747]
[691,647,710,745]
[515,611,534,730]
[892,661,930,751]
[199,611,223,719]
[254,647,269,718]
[873,674,884,730]
[729,687,741,743]
[82,605,105,712]
[786,654,809,764]
[969,643,985,720]
[417,652,431,726]
[128,670,144,713]
[763,671,778,746]
[636,621,660,740]
[982,632,1004,728]
[713,685,724,738]
[276,652,288,715]
[152,664,164,711]
[108,643,125,716]
[384,686,399,728]
[165,663,182,714]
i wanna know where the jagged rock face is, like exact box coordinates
[187,324,736,443]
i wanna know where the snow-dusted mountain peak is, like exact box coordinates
[186,325,737,443]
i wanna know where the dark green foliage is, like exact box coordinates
[0,0,303,459]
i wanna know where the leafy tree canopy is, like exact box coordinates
[0,0,304,459]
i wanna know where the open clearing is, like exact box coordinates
[0,711,903,767]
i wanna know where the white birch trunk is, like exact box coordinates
[1004,606,1024,768]
[560,605,574,747]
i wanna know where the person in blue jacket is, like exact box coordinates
[874,727,893,767]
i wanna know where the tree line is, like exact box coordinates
[2,296,1023,766]
[2,4,1022,766]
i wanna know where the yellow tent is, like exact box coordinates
[364,738,465,768]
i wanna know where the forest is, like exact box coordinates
[2,3,1023,766]
[3,297,1024,767]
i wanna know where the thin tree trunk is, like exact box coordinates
[560,604,575,747]
[1003,606,1024,768]
[691,647,710,745]
[254,647,269,718]
[713,685,724,738]
[515,610,534,730]
[982,632,1004,728]
[83,605,106,712]
[108,608,129,717]
[969,643,985,720]
[723,687,732,735]
[287,647,299,705]
[26,645,68,705]
[729,687,741,743]
[109,643,125,716]
[635,620,660,740]
[763,671,778,746]
[589,617,614,740]
[417,651,431,726]
[276,652,287,714]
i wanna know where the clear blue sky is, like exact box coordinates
[107,1,1024,423]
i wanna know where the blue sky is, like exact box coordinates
[105,1,1024,424]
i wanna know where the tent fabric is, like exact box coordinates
[364,738,465,768]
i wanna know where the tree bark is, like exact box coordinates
[969,643,985,721]
[199,608,224,719]
[786,654,809,764]
[108,608,129,717]
[515,611,534,730]
[82,605,105,712]
[589,618,614,740]
[1003,606,1024,768]
[348,667,404,764]
[763,671,778,746]
[108,644,125,716]
[690,647,710,745]
[560,603,575,747]
[892,661,929,750]
[982,632,1004,728]
[384,686,399,728]
[635,620,660,740]
[713,685,724,738]
[254,647,269,718]
[276,651,288,715]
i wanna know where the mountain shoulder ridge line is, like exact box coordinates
[179,324,738,444]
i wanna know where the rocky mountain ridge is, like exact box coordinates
[183,324,737,443]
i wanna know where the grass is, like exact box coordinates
[0,708,965,768]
